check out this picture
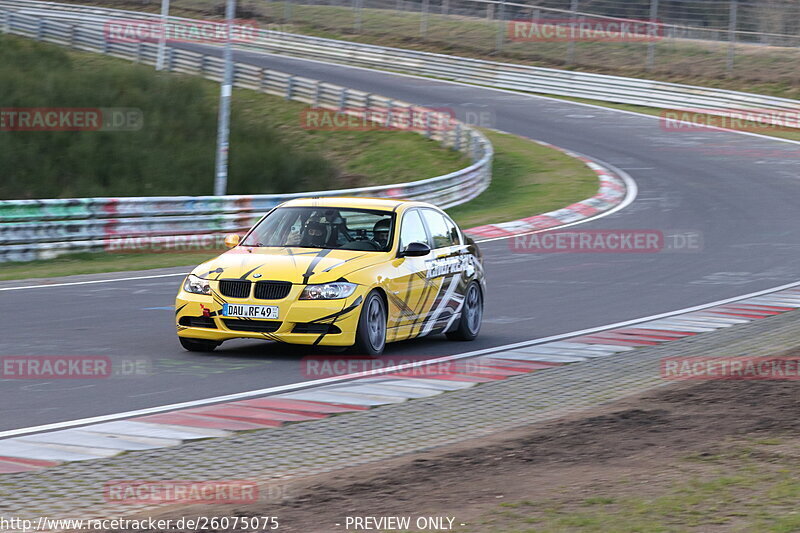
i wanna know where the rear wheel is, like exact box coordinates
[446,282,483,341]
[179,337,220,352]
[353,290,386,356]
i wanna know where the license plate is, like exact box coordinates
[222,303,279,320]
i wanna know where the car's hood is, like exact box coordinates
[191,247,388,284]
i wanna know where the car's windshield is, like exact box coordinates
[242,206,395,252]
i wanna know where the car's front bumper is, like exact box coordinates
[175,284,364,346]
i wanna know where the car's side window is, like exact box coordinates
[399,209,430,250]
[420,209,456,249]
[443,215,462,246]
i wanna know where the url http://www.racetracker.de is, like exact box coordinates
[0,516,280,531]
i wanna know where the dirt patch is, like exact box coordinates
[124,378,800,532]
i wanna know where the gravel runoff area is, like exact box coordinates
[2,307,800,528]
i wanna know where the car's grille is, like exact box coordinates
[219,280,251,298]
[178,316,217,329]
[222,319,281,333]
[254,281,292,300]
[292,323,341,334]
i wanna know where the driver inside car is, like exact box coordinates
[372,218,391,249]
[300,220,328,248]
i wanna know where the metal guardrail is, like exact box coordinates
[0,6,493,263]
[3,1,798,124]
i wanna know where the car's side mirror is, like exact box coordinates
[224,234,241,248]
[399,242,431,257]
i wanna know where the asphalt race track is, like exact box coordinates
[1,42,799,432]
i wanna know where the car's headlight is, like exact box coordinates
[300,282,358,300]
[183,274,212,295]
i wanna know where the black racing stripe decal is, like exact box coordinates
[310,296,364,346]
[321,254,366,273]
[418,274,460,335]
[284,247,299,269]
[312,323,337,346]
[260,332,281,342]
[302,249,332,284]
[239,264,264,280]
[209,287,227,308]
[175,304,188,316]
[410,275,442,338]
[198,267,224,279]
[285,247,324,270]
[309,295,363,324]
[386,290,416,321]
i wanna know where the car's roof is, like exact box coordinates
[280,197,433,211]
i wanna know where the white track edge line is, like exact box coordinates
[0,155,635,289]
[0,272,187,291]
[2,277,799,440]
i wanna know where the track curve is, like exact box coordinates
[1,41,799,432]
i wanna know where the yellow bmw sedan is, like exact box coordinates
[176,197,485,355]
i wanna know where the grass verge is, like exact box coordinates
[0,33,466,198]
[0,252,216,281]
[0,129,599,280]
[447,130,598,229]
[476,439,800,532]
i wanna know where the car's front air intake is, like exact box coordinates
[222,319,281,333]
[254,281,292,300]
[219,280,251,298]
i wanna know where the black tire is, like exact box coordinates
[353,290,387,356]
[446,281,483,341]
[179,337,220,352]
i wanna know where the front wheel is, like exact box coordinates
[446,282,483,341]
[353,290,387,356]
[179,337,220,352]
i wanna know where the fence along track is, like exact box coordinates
[0,6,493,262]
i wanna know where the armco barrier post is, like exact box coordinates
[424,111,431,138]
[353,0,362,33]
[494,0,505,52]
[420,0,429,38]
[727,0,738,74]
[567,0,578,66]
[285,75,294,100]
[646,0,659,71]
[284,0,292,24]
[313,81,321,107]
